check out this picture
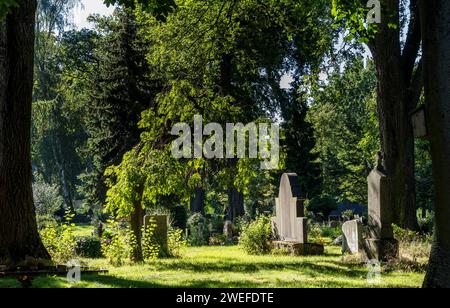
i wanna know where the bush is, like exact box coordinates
[33,174,64,228]
[168,228,187,258]
[187,213,209,246]
[391,225,431,272]
[320,225,342,239]
[239,216,272,255]
[75,236,102,258]
[209,234,227,246]
[142,220,160,261]
[308,223,322,239]
[40,217,77,264]
[101,220,136,266]
[417,211,434,234]
[36,214,58,229]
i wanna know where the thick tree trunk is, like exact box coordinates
[0,0,50,263]
[368,0,418,230]
[190,187,205,214]
[130,188,145,262]
[420,0,450,288]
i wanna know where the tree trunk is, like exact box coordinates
[420,0,450,288]
[227,187,244,222]
[130,187,145,262]
[368,0,418,230]
[190,187,205,214]
[51,134,74,213]
[0,0,50,263]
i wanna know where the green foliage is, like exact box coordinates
[320,225,342,239]
[0,0,16,20]
[187,213,209,246]
[39,211,77,264]
[415,140,435,214]
[168,228,187,258]
[103,0,175,20]
[104,0,335,220]
[307,58,379,203]
[142,220,160,261]
[306,195,338,219]
[283,98,321,199]
[417,210,434,234]
[33,173,64,227]
[331,0,380,43]
[101,220,136,266]
[75,236,103,258]
[391,225,431,272]
[341,210,355,221]
[239,216,272,255]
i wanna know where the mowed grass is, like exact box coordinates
[0,246,424,288]
[72,224,94,237]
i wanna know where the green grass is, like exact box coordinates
[0,246,424,288]
[72,224,94,237]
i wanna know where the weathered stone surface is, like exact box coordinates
[144,215,169,257]
[364,169,399,261]
[271,173,324,255]
[223,220,233,239]
[272,173,307,243]
[364,239,399,262]
[342,220,363,254]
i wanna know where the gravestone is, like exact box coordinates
[223,220,233,239]
[144,215,169,257]
[364,167,399,261]
[272,173,323,255]
[342,220,363,254]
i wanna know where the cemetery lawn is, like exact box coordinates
[0,245,424,288]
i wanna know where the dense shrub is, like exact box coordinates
[75,236,103,258]
[239,216,272,255]
[187,213,209,246]
[168,228,187,258]
[417,211,434,234]
[101,220,136,266]
[320,225,342,239]
[33,174,64,228]
[40,220,77,264]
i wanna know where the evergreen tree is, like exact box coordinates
[80,9,160,211]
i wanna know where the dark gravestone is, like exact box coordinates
[364,169,399,261]
[144,215,169,257]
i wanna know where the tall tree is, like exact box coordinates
[0,0,50,262]
[307,58,379,204]
[79,10,159,212]
[333,0,422,230]
[420,0,450,288]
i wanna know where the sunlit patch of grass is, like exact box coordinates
[0,245,424,288]
[71,224,94,237]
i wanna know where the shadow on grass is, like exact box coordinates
[149,260,367,278]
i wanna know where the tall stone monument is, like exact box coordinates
[272,173,323,255]
[364,156,399,261]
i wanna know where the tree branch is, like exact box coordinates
[407,59,423,111]
[401,0,421,85]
